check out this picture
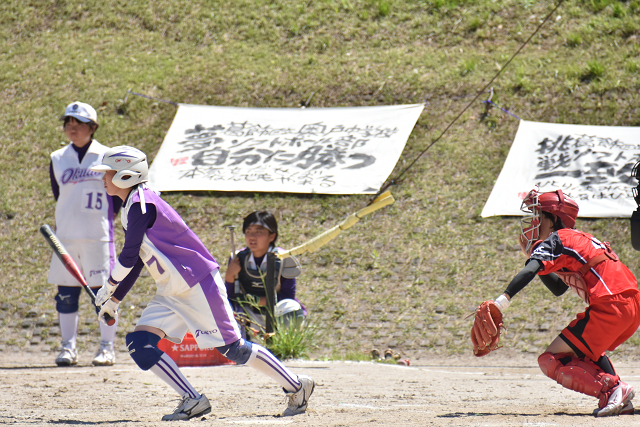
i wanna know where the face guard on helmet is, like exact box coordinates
[520,189,541,253]
[90,146,149,189]
[520,188,579,253]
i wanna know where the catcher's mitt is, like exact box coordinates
[470,300,505,357]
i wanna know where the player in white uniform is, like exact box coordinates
[48,102,120,366]
[90,146,315,421]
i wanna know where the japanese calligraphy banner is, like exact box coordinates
[481,120,640,218]
[148,103,424,194]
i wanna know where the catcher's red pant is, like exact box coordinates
[560,290,640,361]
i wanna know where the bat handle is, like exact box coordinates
[84,286,116,326]
[102,312,116,326]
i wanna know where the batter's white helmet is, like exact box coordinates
[91,146,149,189]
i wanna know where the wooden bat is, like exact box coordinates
[40,225,116,326]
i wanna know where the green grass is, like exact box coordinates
[267,316,319,360]
[2,0,640,359]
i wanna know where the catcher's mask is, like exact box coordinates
[520,188,579,253]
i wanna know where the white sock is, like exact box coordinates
[99,319,117,348]
[59,312,78,349]
[150,353,200,399]
[246,343,301,393]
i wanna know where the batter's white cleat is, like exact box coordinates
[162,394,211,421]
[595,381,635,417]
[92,342,115,366]
[55,346,78,367]
[282,374,315,416]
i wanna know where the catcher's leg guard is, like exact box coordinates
[538,352,619,401]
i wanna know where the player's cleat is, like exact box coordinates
[55,346,78,366]
[282,374,315,417]
[621,401,634,415]
[92,342,115,366]
[592,401,635,416]
[593,401,635,416]
[161,394,211,421]
[595,381,635,417]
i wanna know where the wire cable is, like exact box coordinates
[373,0,566,199]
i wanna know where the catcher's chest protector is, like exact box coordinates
[554,233,619,304]
[236,248,279,297]
[554,272,590,304]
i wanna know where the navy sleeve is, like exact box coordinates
[50,161,59,201]
[225,256,236,300]
[118,202,157,268]
[503,259,543,298]
[539,273,570,296]
[112,257,145,301]
[277,276,297,301]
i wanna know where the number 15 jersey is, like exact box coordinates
[50,141,116,242]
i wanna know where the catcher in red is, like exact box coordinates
[471,188,640,417]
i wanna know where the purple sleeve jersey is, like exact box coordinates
[277,276,297,301]
[117,187,219,297]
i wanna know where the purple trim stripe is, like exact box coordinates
[256,349,300,390]
[200,274,239,344]
[158,355,197,398]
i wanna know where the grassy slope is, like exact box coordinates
[1,0,640,359]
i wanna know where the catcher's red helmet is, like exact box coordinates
[520,188,579,252]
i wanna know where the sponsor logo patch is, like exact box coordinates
[194,329,219,339]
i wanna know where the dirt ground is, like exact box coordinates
[1,351,640,427]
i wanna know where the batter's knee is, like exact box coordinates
[125,331,163,371]
[217,339,253,365]
[55,286,81,313]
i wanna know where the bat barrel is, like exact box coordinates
[40,225,116,326]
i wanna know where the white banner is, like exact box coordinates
[148,104,424,194]
[482,120,640,218]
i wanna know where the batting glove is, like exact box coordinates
[98,299,119,326]
[95,281,118,306]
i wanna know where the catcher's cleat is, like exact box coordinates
[593,401,634,416]
[92,342,115,366]
[595,381,635,417]
[282,375,315,416]
[621,401,635,415]
[162,394,211,421]
[55,346,78,367]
